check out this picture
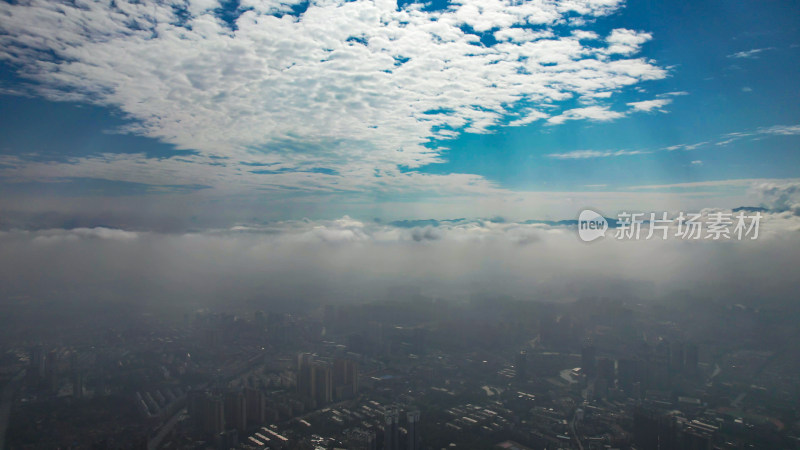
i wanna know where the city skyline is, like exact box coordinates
[1,2,800,448]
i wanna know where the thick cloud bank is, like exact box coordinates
[2,213,799,319]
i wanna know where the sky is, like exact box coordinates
[1,0,799,229]
[1,0,800,311]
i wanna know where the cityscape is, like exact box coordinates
[2,0,800,448]
[2,290,799,448]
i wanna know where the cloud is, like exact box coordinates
[760,124,800,136]
[711,124,800,148]
[0,152,505,196]
[0,0,667,194]
[2,214,800,316]
[547,94,674,126]
[628,178,800,192]
[727,47,773,59]
[535,120,800,167]
[603,28,652,55]
[506,109,549,127]
[658,91,688,97]
[750,181,800,215]
[31,227,140,244]
[547,106,626,125]
[546,149,648,159]
[627,98,672,112]
[691,160,703,166]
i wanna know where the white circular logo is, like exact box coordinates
[578,209,608,242]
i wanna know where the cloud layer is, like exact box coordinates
[0,0,667,193]
[2,212,799,319]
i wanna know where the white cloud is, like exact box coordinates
[571,30,599,41]
[727,47,773,59]
[628,178,800,191]
[627,98,672,112]
[750,180,800,215]
[691,160,703,166]
[507,109,549,127]
[664,141,708,151]
[658,91,688,97]
[760,124,800,136]
[547,105,626,125]
[0,0,667,194]
[546,149,647,159]
[712,124,800,148]
[603,28,652,55]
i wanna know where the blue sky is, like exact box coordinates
[1,0,799,226]
[419,1,800,190]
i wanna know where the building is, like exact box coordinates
[297,353,316,406]
[406,409,420,450]
[187,389,206,430]
[333,358,359,400]
[346,428,377,450]
[383,405,400,450]
[581,344,597,378]
[204,395,226,435]
[313,363,333,406]
[72,372,84,398]
[684,343,699,375]
[245,387,265,426]
[597,357,614,382]
[224,390,247,432]
[617,358,643,394]
[670,341,685,374]
[514,350,527,382]
[633,407,677,450]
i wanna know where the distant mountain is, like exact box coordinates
[523,218,620,228]
[733,206,768,213]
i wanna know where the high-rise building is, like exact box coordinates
[514,350,527,381]
[204,395,225,435]
[313,363,333,406]
[406,409,420,450]
[27,345,46,384]
[670,341,685,373]
[187,389,206,430]
[684,343,699,375]
[333,358,359,400]
[383,405,400,450]
[224,390,247,432]
[244,387,265,426]
[597,357,615,382]
[216,429,238,449]
[617,358,642,394]
[45,349,59,393]
[581,344,597,378]
[296,353,316,405]
[72,372,84,398]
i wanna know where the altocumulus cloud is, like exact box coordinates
[0,0,668,194]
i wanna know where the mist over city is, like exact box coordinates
[1,0,800,448]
